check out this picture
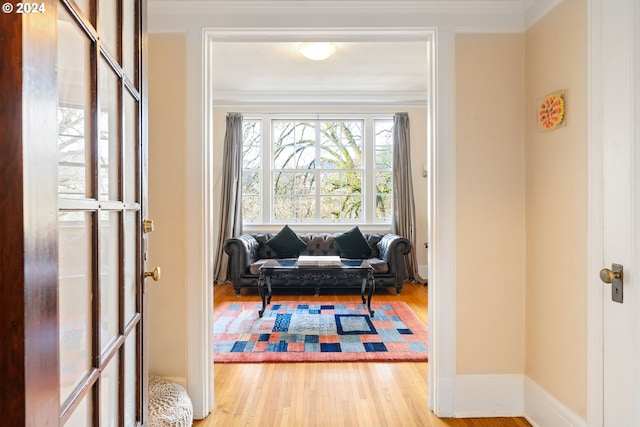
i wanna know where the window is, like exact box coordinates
[242,115,393,225]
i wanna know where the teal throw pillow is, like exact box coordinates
[265,225,307,258]
[335,226,372,259]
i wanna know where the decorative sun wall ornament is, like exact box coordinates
[538,91,566,130]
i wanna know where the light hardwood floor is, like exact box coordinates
[194,283,531,427]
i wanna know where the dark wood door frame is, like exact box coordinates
[0,1,60,424]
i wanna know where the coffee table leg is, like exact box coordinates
[266,275,273,304]
[360,276,367,304]
[258,271,266,317]
[367,270,375,317]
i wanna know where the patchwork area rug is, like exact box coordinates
[214,301,428,363]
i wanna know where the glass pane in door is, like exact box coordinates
[64,393,93,427]
[100,210,120,353]
[124,90,138,203]
[124,331,138,425]
[58,211,93,404]
[122,0,137,86]
[57,5,92,199]
[98,59,121,201]
[100,354,120,427]
[123,211,138,322]
[98,0,119,61]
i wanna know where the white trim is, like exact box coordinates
[212,90,429,106]
[148,3,525,34]
[185,29,214,420]
[454,374,524,417]
[524,0,563,30]
[586,0,604,424]
[428,27,456,417]
[524,377,587,427]
[149,0,523,15]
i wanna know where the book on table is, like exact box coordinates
[297,255,342,267]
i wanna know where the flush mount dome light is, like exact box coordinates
[299,42,336,61]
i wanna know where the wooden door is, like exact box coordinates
[0,0,149,425]
[57,0,149,425]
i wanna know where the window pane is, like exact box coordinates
[273,196,294,219]
[296,196,316,219]
[59,211,93,404]
[242,195,260,221]
[274,172,294,195]
[320,196,341,219]
[99,59,121,201]
[320,172,341,194]
[342,171,362,194]
[101,354,120,427]
[58,6,92,199]
[100,210,120,352]
[376,194,393,220]
[376,171,393,194]
[242,171,260,195]
[294,172,315,194]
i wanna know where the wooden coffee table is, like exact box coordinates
[257,259,375,317]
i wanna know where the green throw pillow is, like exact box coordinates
[265,225,307,258]
[335,226,372,259]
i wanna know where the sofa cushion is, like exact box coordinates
[265,225,307,258]
[335,226,372,258]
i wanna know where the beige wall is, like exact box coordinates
[147,33,188,380]
[455,34,526,374]
[147,5,588,416]
[525,0,588,418]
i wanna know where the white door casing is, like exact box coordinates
[588,0,640,424]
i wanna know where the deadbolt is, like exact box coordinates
[144,266,161,281]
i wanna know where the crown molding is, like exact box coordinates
[211,90,429,106]
[524,0,563,29]
[148,0,527,33]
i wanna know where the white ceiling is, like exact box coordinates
[210,41,430,105]
[149,0,559,104]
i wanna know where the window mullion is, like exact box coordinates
[315,119,321,222]
[264,116,272,224]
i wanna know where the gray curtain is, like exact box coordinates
[214,113,244,284]
[392,112,424,284]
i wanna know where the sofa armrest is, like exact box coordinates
[223,234,260,283]
[377,234,412,273]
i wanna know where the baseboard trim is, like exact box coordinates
[454,374,524,417]
[523,377,586,427]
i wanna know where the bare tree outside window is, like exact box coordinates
[241,116,393,224]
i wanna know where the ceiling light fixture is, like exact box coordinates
[299,42,336,61]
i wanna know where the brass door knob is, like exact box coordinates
[599,268,620,284]
[143,219,155,233]
[144,266,161,281]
